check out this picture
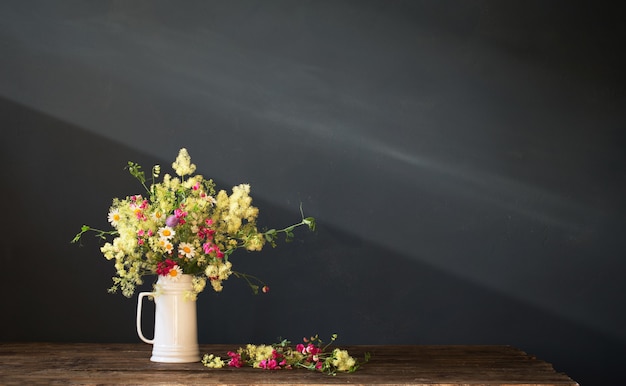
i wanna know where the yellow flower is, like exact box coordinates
[202,354,225,368]
[245,233,265,251]
[210,280,223,292]
[255,345,274,361]
[192,277,206,293]
[172,148,196,177]
[332,349,356,371]
[218,261,233,280]
[100,243,116,260]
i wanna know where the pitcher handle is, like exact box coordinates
[136,291,155,344]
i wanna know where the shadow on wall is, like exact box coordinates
[0,97,623,385]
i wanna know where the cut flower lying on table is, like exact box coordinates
[202,334,369,375]
[72,148,315,298]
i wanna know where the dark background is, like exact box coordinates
[1,1,625,384]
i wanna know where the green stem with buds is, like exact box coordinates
[232,271,268,295]
[262,203,316,247]
[71,225,118,244]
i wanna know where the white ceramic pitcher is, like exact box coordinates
[136,274,200,363]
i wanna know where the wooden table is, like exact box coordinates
[0,343,578,385]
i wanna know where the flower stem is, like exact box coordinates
[71,225,118,244]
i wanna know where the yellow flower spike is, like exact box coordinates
[172,148,196,177]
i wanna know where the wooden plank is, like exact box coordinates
[0,343,578,385]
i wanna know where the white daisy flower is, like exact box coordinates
[168,265,183,281]
[108,209,121,227]
[163,241,174,254]
[178,242,195,259]
[152,210,165,223]
[158,226,175,240]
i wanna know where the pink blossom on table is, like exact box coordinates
[259,358,279,370]
[201,334,361,374]
[297,343,321,356]
[262,286,270,293]
[227,351,243,368]
[258,350,286,370]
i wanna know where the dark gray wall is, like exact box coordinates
[1,1,625,384]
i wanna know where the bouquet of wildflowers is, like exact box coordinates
[202,334,368,375]
[73,148,315,298]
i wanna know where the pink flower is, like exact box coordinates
[259,359,280,370]
[198,227,215,240]
[156,259,177,276]
[203,242,224,258]
[202,242,215,254]
[298,343,320,356]
[227,351,243,368]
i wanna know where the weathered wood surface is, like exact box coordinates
[0,343,578,385]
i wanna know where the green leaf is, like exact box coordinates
[71,225,91,243]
